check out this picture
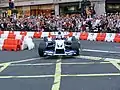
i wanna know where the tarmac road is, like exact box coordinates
[0,39,120,90]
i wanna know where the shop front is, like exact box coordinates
[23,6,30,17]
[16,6,23,17]
[59,2,80,15]
[30,4,54,16]
[106,0,120,13]
[30,5,39,16]
[0,8,8,17]
[40,4,54,16]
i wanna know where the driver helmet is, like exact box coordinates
[58,31,61,35]
[57,31,62,39]
[57,35,61,39]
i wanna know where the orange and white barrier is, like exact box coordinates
[73,32,81,40]
[0,31,35,51]
[114,34,120,43]
[96,33,106,41]
[87,33,97,41]
[0,31,120,43]
[0,38,5,50]
[22,36,35,50]
[105,33,116,42]
[80,32,88,40]
[1,31,120,52]
[2,39,22,51]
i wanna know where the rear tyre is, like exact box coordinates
[38,41,46,57]
[71,41,80,56]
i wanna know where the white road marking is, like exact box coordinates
[8,63,55,66]
[0,73,120,79]
[0,57,41,65]
[0,75,54,79]
[8,57,41,64]
[83,49,120,54]
[0,63,10,72]
[75,55,103,60]
[110,61,120,71]
[0,55,120,66]
[75,55,120,62]
[62,62,110,65]
[51,59,61,90]
[61,73,120,77]
[0,62,110,66]
[0,73,119,79]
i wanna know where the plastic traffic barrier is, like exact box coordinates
[68,32,73,37]
[72,32,81,40]
[33,32,42,38]
[9,31,14,34]
[96,33,106,41]
[114,33,120,43]
[1,34,8,39]
[41,32,49,38]
[0,38,5,50]
[80,32,88,40]
[23,36,35,50]
[7,34,16,39]
[15,35,24,40]
[2,31,120,44]
[2,39,22,51]
[26,32,34,38]
[87,33,97,41]
[0,31,4,35]
[105,33,116,42]
[20,31,27,36]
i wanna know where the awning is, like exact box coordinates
[64,10,81,14]
[106,0,120,3]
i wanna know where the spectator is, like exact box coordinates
[0,13,120,33]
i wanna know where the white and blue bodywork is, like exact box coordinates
[38,31,81,57]
[43,37,79,56]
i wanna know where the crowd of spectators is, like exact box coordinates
[0,13,120,33]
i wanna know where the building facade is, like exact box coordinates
[106,0,120,13]
[0,0,106,17]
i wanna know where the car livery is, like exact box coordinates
[38,32,81,57]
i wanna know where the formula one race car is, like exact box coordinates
[38,31,81,57]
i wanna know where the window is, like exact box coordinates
[106,4,120,13]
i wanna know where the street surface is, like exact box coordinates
[0,39,120,90]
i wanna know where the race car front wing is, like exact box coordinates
[44,50,77,56]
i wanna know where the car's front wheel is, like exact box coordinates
[71,41,80,56]
[38,41,46,57]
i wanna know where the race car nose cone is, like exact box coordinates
[57,44,63,47]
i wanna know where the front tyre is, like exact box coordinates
[71,36,80,56]
[38,41,46,57]
[71,41,80,56]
